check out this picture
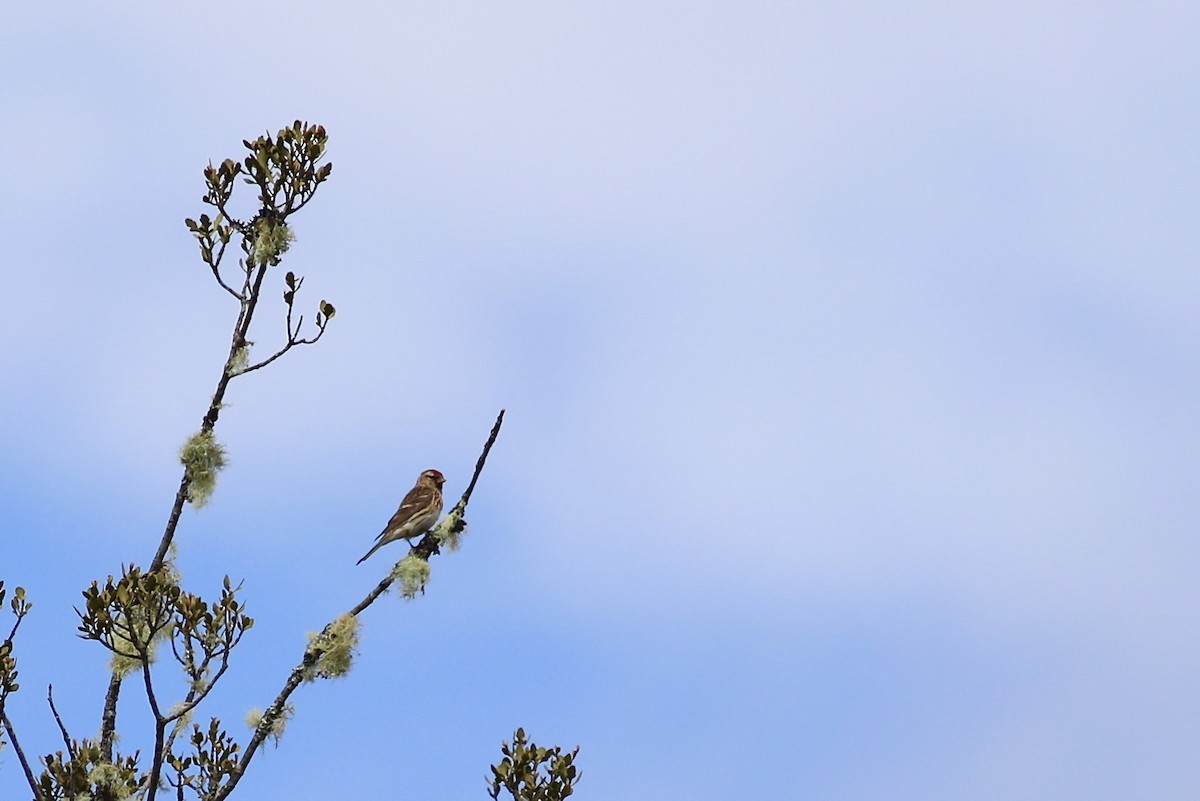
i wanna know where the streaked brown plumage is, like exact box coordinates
[356,469,445,565]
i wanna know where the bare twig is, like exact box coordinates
[163,652,234,727]
[207,233,239,300]
[48,684,75,759]
[141,660,167,801]
[347,575,398,618]
[1,710,46,801]
[240,280,330,375]
[457,409,505,510]
[209,262,241,300]
[161,661,230,757]
[239,321,327,374]
[5,603,27,643]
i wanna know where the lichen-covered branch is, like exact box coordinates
[211,410,505,800]
[96,123,333,765]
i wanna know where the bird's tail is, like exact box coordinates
[356,541,384,565]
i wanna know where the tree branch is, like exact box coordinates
[103,263,271,761]
[47,684,75,760]
[98,672,121,763]
[456,408,505,511]
[212,409,505,799]
[141,659,167,801]
[5,613,23,644]
[207,240,240,299]
[1,710,46,801]
[240,277,330,375]
[239,320,327,374]
[148,260,269,574]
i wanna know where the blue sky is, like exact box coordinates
[2,2,1199,799]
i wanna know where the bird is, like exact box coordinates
[356,469,446,565]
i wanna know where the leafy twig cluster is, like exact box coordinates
[0,583,33,775]
[488,728,581,801]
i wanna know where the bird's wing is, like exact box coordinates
[377,484,434,537]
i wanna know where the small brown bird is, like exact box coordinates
[356,469,446,565]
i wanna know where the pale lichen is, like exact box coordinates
[302,614,359,681]
[251,217,294,267]
[392,553,432,599]
[179,430,227,508]
[245,703,294,745]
